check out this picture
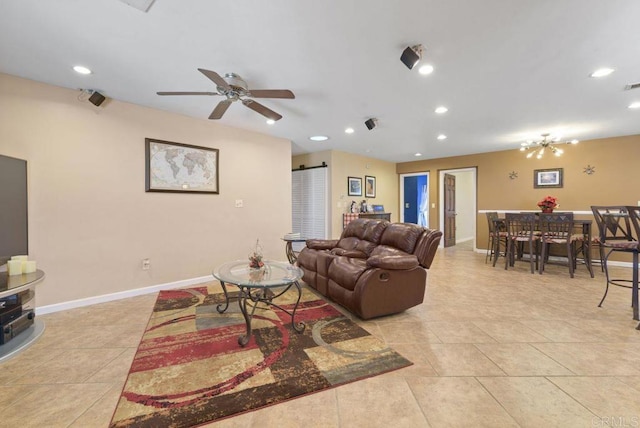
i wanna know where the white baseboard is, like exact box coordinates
[36,275,212,315]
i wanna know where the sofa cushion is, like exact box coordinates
[327,257,368,291]
[379,223,423,254]
[342,218,388,241]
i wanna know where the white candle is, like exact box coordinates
[7,260,23,276]
[11,255,28,261]
[24,261,37,274]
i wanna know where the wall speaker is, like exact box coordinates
[365,118,377,130]
[400,44,424,70]
[88,91,106,107]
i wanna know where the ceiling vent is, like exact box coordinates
[624,82,640,91]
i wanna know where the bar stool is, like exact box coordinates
[501,213,540,273]
[591,206,639,324]
[538,212,575,277]
[485,212,507,264]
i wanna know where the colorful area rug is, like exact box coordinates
[110,285,412,427]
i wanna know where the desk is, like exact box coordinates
[212,261,305,346]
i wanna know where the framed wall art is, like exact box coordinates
[348,176,362,196]
[365,175,376,198]
[145,138,219,194]
[533,168,563,189]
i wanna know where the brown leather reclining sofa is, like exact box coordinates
[297,218,442,319]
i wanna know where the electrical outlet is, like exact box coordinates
[142,258,150,270]
[235,199,244,208]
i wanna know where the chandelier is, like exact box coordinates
[519,133,579,159]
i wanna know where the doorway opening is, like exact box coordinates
[438,168,477,250]
[399,172,429,227]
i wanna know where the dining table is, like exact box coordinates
[491,215,594,277]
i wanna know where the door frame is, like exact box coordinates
[438,167,477,249]
[399,172,430,225]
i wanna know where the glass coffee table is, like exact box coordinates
[212,260,306,346]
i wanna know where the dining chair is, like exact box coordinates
[485,211,507,264]
[501,212,539,273]
[538,212,575,277]
[624,206,640,325]
[591,206,639,319]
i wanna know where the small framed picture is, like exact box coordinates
[365,175,376,198]
[533,168,563,188]
[348,176,362,196]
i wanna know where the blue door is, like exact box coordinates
[403,174,428,226]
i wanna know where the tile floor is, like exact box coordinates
[1,244,640,427]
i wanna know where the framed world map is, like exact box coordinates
[145,138,219,194]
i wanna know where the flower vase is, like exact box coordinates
[542,208,553,213]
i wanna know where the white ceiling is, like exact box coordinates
[1,0,640,163]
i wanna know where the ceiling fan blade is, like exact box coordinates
[198,68,231,91]
[248,89,295,99]
[157,91,220,96]
[242,99,282,121]
[209,100,232,120]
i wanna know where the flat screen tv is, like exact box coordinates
[0,154,28,267]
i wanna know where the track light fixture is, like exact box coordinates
[519,133,579,159]
[400,44,425,70]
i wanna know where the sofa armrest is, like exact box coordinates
[366,254,419,270]
[306,239,339,250]
[331,248,368,258]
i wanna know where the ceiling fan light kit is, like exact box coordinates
[157,68,294,121]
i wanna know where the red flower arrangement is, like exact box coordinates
[537,195,558,212]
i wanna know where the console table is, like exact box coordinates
[343,212,392,229]
[0,269,45,362]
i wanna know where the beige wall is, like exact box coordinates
[292,150,398,238]
[397,134,640,249]
[0,73,292,307]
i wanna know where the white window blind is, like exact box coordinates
[292,167,328,249]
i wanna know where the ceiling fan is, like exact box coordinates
[157,68,295,121]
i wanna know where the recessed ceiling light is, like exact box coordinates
[418,64,434,75]
[345,127,354,134]
[435,106,448,114]
[414,153,422,157]
[309,135,329,141]
[628,101,640,109]
[73,65,92,75]
[590,68,614,78]
[266,119,275,125]
[437,134,447,140]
